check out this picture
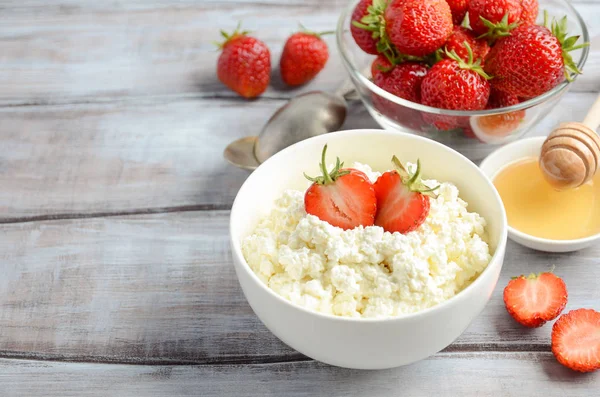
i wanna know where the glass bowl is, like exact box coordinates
[336,0,590,159]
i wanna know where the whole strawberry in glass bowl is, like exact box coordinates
[337,0,589,159]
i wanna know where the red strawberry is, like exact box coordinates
[484,18,586,99]
[386,0,407,14]
[423,113,469,131]
[304,145,377,230]
[280,28,331,86]
[421,45,491,111]
[371,61,428,130]
[467,0,522,38]
[487,87,519,109]
[374,157,438,234]
[374,62,428,103]
[371,55,393,79]
[447,0,469,25]
[351,0,383,55]
[385,0,453,57]
[216,26,271,98]
[552,308,600,373]
[444,26,490,63]
[503,272,568,328]
[471,88,524,138]
[462,125,479,139]
[520,0,539,24]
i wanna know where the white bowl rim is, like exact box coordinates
[480,136,600,247]
[230,129,508,323]
[335,0,590,117]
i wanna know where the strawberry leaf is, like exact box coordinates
[445,42,493,80]
[545,13,590,81]
[304,145,349,185]
[391,157,439,198]
[216,22,251,49]
[461,13,472,30]
[562,35,580,49]
[477,13,519,45]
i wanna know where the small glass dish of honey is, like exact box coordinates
[480,137,600,252]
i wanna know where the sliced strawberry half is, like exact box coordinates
[503,272,568,328]
[304,145,377,230]
[373,157,438,234]
[552,308,600,373]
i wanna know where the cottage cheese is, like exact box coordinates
[241,163,492,319]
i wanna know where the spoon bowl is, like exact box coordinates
[224,91,347,170]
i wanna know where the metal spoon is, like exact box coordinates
[224,81,356,170]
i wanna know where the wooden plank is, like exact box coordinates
[0,210,301,364]
[0,97,374,219]
[1,211,599,363]
[1,92,598,219]
[0,0,598,105]
[0,354,598,396]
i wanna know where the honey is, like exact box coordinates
[493,157,600,240]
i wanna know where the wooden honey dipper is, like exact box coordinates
[540,93,600,190]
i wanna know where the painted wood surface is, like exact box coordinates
[1,0,597,107]
[1,0,600,394]
[1,92,599,220]
[1,211,600,364]
[0,353,598,397]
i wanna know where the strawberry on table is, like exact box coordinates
[304,145,377,230]
[216,25,271,99]
[484,14,587,99]
[373,62,428,103]
[385,0,453,57]
[421,43,491,113]
[503,272,568,328]
[444,26,490,63]
[280,26,332,86]
[466,0,522,38]
[552,308,600,373]
[374,157,438,234]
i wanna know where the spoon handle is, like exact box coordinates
[333,67,372,101]
[582,92,600,130]
[334,78,358,100]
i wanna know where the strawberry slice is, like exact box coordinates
[503,272,568,328]
[304,145,377,230]
[373,157,438,234]
[552,308,600,373]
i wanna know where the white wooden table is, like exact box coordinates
[1,0,599,395]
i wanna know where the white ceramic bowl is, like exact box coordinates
[230,129,508,369]
[480,136,600,253]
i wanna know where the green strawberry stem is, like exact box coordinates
[543,10,589,82]
[215,22,250,49]
[477,13,519,44]
[425,49,444,67]
[352,0,424,65]
[445,42,492,80]
[214,22,250,49]
[391,156,439,197]
[375,63,395,73]
[304,145,349,185]
[298,23,335,38]
[511,266,556,280]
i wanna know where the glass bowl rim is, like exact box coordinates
[336,0,590,117]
